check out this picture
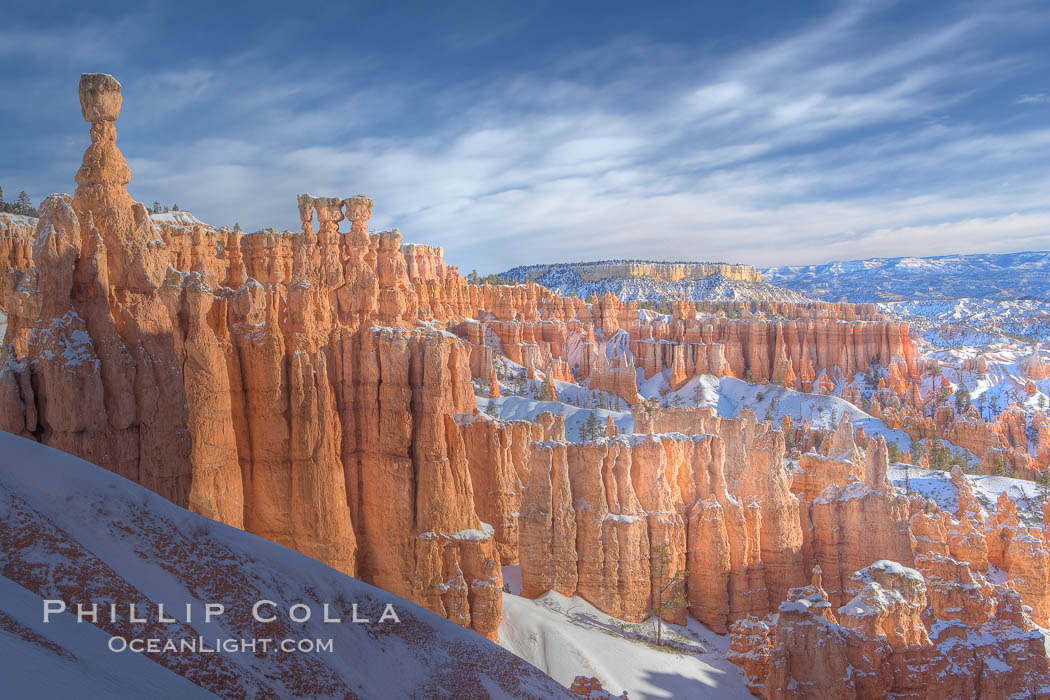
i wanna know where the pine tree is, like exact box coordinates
[538,373,554,402]
[585,411,600,441]
[931,441,949,470]
[1036,471,1050,508]
[887,441,900,463]
[172,203,180,211]
[649,542,688,646]
[233,222,242,232]
[152,201,162,214]
[0,184,4,206]
[16,191,32,215]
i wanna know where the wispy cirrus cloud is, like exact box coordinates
[4,0,1050,272]
[1016,92,1050,104]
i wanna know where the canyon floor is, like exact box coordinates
[500,589,752,699]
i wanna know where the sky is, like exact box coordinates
[2,0,1050,274]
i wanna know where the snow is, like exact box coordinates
[499,591,751,699]
[648,373,988,467]
[0,431,573,698]
[983,655,1012,673]
[883,298,1050,344]
[27,311,100,371]
[888,464,1045,527]
[150,211,211,228]
[838,481,875,501]
[780,591,833,616]
[638,368,673,399]
[421,522,496,542]
[764,250,1050,302]
[424,522,496,541]
[502,565,523,595]
[647,374,919,453]
[603,513,641,523]
[0,575,216,699]
[903,343,1050,433]
[853,560,924,583]
[0,212,38,227]
[478,362,981,467]
[987,565,1008,586]
[476,394,634,441]
[896,466,962,511]
[500,261,808,303]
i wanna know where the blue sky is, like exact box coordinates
[2,0,1050,273]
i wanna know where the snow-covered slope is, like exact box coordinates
[642,372,924,449]
[888,465,1045,528]
[4,209,211,233]
[476,386,634,441]
[906,343,1050,430]
[0,575,216,699]
[0,431,573,699]
[881,298,1050,344]
[0,212,39,229]
[149,211,212,228]
[500,590,751,699]
[765,251,1050,302]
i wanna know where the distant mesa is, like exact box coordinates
[500,259,808,304]
[507,260,763,284]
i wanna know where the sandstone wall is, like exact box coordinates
[0,75,505,637]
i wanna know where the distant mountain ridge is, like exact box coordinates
[764,251,1050,301]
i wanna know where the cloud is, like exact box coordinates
[1015,92,1050,104]
[8,1,1050,274]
